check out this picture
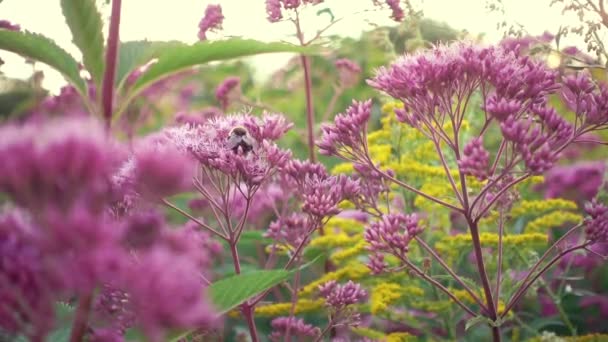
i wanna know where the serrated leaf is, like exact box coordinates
[0,30,86,95]
[117,39,312,117]
[116,40,187,88]
[61,0,105,86]
[208,255,322,314]
[208,270,290,314]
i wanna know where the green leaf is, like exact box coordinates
[208,269,291,314]
[117,39,312,118]
[116,40,187,88]
[60,0,105,86]
[208,255,322,314]
[0,30,86,95]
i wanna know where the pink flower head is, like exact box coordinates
[131,136,195,199]
[0,117,122,211]
[198,4,224,41]
[364,213,422,260]
[285,159,361,219]
[369,41,573,175]
[266,0,283,22]
[0,210,55,338]
[371,0,405,22]
[124,247,217,342]
[266,213,310,248]
[269,317,320,341]
[265,0,324,23]
[319,280,367,309]
[318,100,372,159]
[0,20,20,31]
[584,199,608,243]
[215,76,241,109]
[561,71,608,128]
[335,58,361,88]
[385,0,405,21]
[542,162,606,202]
[458,137,489,180]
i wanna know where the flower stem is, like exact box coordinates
[466,217,500,340]
[69,292,94,342]
[242,303,259,342]
[301,54,316,162]
[101,0,122,130]
[230,240,259,342]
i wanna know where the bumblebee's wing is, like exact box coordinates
[226,135,241,150]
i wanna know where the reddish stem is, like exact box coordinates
[301,54,316,162]
[69,292,94,342]
[467,217,500,339]
[101,0,122,130]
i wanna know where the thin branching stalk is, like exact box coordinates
[414,237,489,313]
[502,242,591,318]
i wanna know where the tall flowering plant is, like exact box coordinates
[319,41,608,340]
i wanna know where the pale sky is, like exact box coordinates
[0,0,587,93]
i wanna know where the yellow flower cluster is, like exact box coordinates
[253,298,325,317]
[386,332,416,342]
[325,217,365,234]
[351,327,415,341]
[331,239,367,264]
[351,327,385,339]
[370,282,403,314]
[510,199,578,217]
[525,211,582,233]
[308,233,360,249]
[435,232,548,255]
[369,144,393,165]
[331,162,354,175]
[299,262,370,296]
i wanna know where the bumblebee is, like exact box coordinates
[227,126,256,154]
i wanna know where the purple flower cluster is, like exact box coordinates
[318,100,372,160]
[0,118,218,341]
[584,200,608,243]
[562,71,608,128]
[364,213,422,262]
[368,41,581,175]
[198,4,224,41]
[458,137,490,181]
[0,19,20,31]
[266,213,310,249]
[215,76,241,110]
[319,280,367,309]
[542,162,606,202]
[318,280,366,327]
[269,316,320,341]
[335,58,362,88]
[0,117,120,211]
[265,0,324,23]
[285,159,360,219]
[371,0,405,22]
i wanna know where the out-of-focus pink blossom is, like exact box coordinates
[198,4,224,41]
